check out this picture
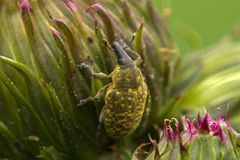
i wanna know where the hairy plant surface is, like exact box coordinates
[0,0,239,159]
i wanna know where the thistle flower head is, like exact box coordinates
[195,112,237,142]
[133,111,240,159]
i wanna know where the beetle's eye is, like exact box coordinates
[111,44,116,50]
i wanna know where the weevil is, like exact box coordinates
[78,41,148,139]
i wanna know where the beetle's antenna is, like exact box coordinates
[123,32,136,49]
[103,39,114,51]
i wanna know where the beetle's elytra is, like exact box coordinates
[78,41,148,139]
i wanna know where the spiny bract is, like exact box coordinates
[0,0,240,159]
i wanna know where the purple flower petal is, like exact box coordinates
[172,118,185,151]
[197,112,202,129]
[217,111,224,122]
[172,118,181,136]
[199,113,210,132]
[169,125,175,141]
[64,0,77,12]
[161,120,169,141]
[218,125,228,143]
[51,28,61,38]
[86,3,105,13]
[54,18,68,26]
[186,119,197,141]
[20,0,33,17]
[47,11,68,26]
[225,114,238,136]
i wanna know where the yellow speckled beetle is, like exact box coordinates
[78,41,148,139]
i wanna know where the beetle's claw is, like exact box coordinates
[77,63,89,69]
[77,97,95,106]
[77,99,89,106]
[77,63,93,74]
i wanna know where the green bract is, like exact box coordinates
[0,0,239,159]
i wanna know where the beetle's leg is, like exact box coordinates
[77,84,110,106]
[78,63,110,79]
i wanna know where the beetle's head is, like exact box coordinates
[112,41,133,66]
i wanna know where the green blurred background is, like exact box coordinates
[154,0,240,53]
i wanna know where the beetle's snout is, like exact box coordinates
[112,41,133,66]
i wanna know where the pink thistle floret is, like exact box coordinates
[51,28,61,39]
[181,116,197,142]
[169,124,175,142]
[160,120,169,142]
[64,0,77,12]
[169,111,237,145]
[226,114,238,136]
[196,111,237,143]
[54,18,68,26]
[46,11,68,26]
[20,0,33,16]
[198,112,210,132]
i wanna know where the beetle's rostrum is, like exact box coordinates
[78,41,148,139]
[111,41,133,66]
